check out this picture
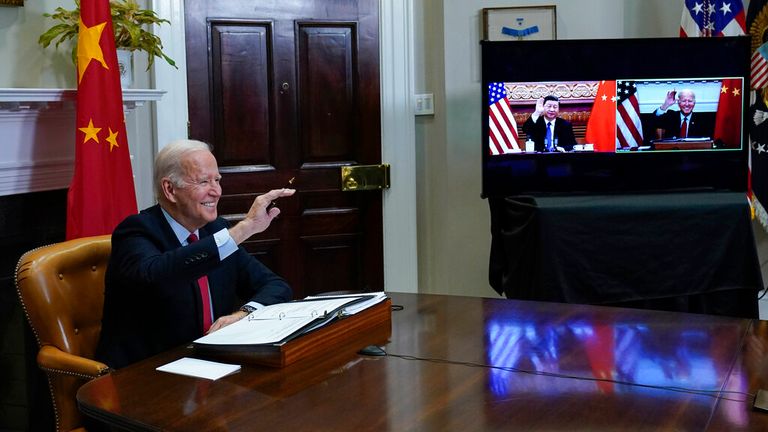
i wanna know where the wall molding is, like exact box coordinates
[0,88,164,196]
[0,88,164,109]
[380,0,418,293]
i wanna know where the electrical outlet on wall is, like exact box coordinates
[414,93,434,116]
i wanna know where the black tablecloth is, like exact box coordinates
[489,192,763,318]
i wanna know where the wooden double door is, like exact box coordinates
[184,0,383,298]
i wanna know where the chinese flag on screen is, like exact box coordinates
[66,0,137,239]
[585,80,617,152]
[713,78,743,148]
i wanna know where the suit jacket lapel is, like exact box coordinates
[148,204,184,248]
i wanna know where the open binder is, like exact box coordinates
[193,292,391,367]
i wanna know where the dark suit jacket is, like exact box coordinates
[95,205,292,369]
[654,110,714,139]
[522,116,577,152]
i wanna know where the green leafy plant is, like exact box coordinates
[38,0,177,70]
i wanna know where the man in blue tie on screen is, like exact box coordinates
[522,95,577,152]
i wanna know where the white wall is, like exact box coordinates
[0,0,76,88]
[413,0,682,298]
[624,0,682,38]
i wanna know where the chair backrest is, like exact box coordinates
[15,235,112,432]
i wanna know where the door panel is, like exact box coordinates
[302,233,360,294]
[210,22,274,167]
[185,0,382,298]
[297,23,357,161]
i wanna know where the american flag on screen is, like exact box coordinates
[488,82,519,155]
[680,0,746,37]
[615,81,643,150]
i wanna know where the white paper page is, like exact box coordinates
[342,292,387,315]
[195,315,312,345]
[156,357,240,380]
[247,297,354,320]
[194,297,361,345]
[304,292,387,315]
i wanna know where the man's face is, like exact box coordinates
[677,92,695,115]
[166,150,222,232]
[543,100,560,121]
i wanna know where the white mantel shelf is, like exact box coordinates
[0,88,165,111]
[0,88,165,197]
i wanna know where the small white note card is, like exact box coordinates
[156,357,241,380]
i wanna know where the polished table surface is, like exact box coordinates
[78,292,768,431]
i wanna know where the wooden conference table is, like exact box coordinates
[78,292,768,431]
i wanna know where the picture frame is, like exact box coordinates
[482,6,557,41]
[0,0,24,6]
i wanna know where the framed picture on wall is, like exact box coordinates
[482,6,557,41]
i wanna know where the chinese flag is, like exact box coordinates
[585,80,617,152]
[66,0,137,240]
[582,324,615,394]
[713,78,743,149]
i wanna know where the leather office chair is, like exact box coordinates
[15,235,112,432]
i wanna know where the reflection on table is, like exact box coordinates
[78,293,768,431]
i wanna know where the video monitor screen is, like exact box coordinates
[482,37,750,197]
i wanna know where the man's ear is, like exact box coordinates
[161,178,177,203]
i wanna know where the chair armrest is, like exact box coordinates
[37,345,111,379]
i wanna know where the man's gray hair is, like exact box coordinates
[677,89,696,100]
[154,139,212,200]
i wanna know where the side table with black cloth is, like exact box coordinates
[489,192,763,318]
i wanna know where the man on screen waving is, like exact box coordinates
[653,88,714,140]
[522,95,577,152]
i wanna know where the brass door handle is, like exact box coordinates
[340,164,390,191]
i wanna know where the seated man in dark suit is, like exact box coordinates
[522,95,577,152]
[653,88,714,139]
[96,139,295,369]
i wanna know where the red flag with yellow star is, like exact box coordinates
[713,78,744,149]
[66,0,137,239]
[584,80,617,152]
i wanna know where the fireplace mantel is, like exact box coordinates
[0,88,164,197]
[0,88,164,110]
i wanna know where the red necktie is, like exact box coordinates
[187,233,212,333]
[681,117,688,138]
